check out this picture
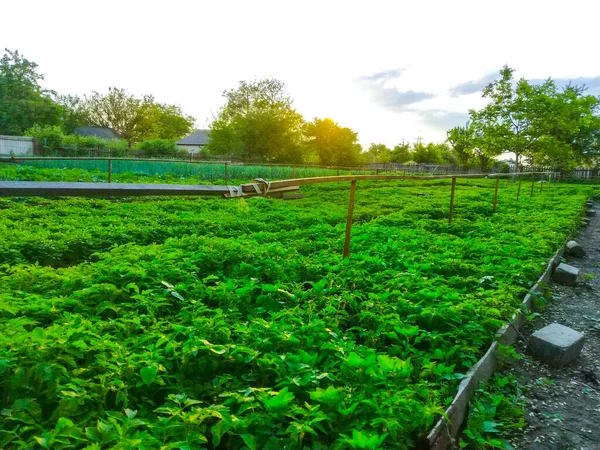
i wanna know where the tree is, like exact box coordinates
[83,88,144,144]
[303,118,363,166]
[390,141,412,163]
[447,123,474,170]
[0,49,62,135]
[82,88,195,146]
[469,66,600,170]
[54,94,89,132]
[412,142,444,164]
[207,79,305,162]
[364,143,392,162]
[136,101,195,141]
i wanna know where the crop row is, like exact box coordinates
[0,167,592,448]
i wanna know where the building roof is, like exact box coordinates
[177,129,210,146]
[74,127,121,139]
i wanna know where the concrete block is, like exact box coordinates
[552,263,579,286]
[566,240,586,257]
[585,209,596,217]
[529,323,585,367]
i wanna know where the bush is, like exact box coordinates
[26,125,129,156]
[26,125,64,151]
[134,139,187,158]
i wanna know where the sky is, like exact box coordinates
[2,0,600,147]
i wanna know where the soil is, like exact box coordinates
[505,203,600,450]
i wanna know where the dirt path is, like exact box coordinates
[506,204,600,450]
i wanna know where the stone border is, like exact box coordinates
[426,247,565,449]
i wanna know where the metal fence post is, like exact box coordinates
[342,180,358,258]
[108,159,112,183]
[224,162,229,185]
[516,177,522,202]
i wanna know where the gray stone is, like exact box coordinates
[552,263,579,286]
[566,240,586,257]
[585,209,596,217]
[529,323,585,367]
[586,200,594,206]
[583,218,591,226]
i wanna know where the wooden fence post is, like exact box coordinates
[448,177,457,224]
[540,176,543,192]
[292,166,297,179]
[516,177,522,202]
[342,180,358,258]
[107,159,112,183]
[530,177,535,197]
[224,162,229,185]
[492,177,499,212]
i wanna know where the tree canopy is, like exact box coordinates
[304,118,363,166]
[468,65,600,170]
[0,49,62,135]
[207,79,305,162]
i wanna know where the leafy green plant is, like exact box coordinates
[0,171,593,448]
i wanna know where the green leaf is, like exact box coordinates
[140,366,158,386]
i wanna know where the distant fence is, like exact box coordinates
[0,136,35,156]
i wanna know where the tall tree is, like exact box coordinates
[303,118,363,166]
[54,94,88,133]
[364,143,392,162]
[447,123,474,170]
[0,49,62,135]
[390,141,412,163]
[207,79,305,162]
[469,66,600,170]
[83,88,195,145]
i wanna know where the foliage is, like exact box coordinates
[390,142,412,163]
[0,166,591,448]
[468,65,600,170]
[0,49,62,135]
[82,88,195,146]
[459,374,526,448]
[304,118,364,166]
[447,123,475,169]
[25,125,129,156]
[365,144,392,163]
[207,79,306,163]
[133,139,187,158]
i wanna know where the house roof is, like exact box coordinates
[177,129,210,146]
[74,127,121,139]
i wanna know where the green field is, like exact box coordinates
[0,160,374,184]
[0,166,592,449]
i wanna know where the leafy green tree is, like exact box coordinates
[468,65,600,170]
[364,143,392,162]
[412,142,444,164]
[83,88,144,145]
[0,49,62,135]
[447,123,474,169]
[303,118,363,166]
[54,94,89,133]
[136,101,195,141]
[83,88,195,146]
[390,141,412,163]
[207,79,305,162]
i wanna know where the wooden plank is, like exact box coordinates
[0,181,233,197]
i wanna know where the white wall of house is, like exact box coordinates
[0,136,34,155]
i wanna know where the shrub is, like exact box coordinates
[134,139,187,158]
